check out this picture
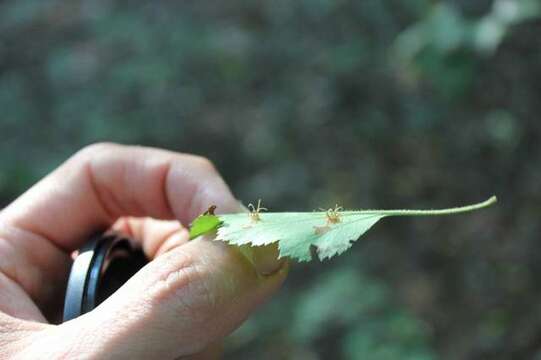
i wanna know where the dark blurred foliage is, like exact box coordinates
[1,0,541,359]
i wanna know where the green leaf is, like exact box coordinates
[189,214,222,240]
[212,196,497,262]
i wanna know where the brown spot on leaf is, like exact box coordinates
[314,225,331,235]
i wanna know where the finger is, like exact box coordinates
[0,143,242,314]
[0,272,46,322]
[0,313,50,357]
[112,217,189,259]
[2,143,240,251]
[62,237,287,359]
[113,216,284,275]
[112,218,225,359]
[0,223,70,321]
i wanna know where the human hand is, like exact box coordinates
[0,143,287,359]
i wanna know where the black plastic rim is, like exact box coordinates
[62,233,147,322]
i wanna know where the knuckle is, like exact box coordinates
[73,142,121,162]
[148,252,219,322]
[191,156,217,173]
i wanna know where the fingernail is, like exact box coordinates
[251,243,286,276]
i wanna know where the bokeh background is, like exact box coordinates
[1,0,541,359]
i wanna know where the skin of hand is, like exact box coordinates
[0,143,287,359]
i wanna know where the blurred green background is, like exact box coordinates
[1,0,540,359]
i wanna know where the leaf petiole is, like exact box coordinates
[346,196,497,217]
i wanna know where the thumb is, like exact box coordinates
[61,237,287,359]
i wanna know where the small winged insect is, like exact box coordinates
[248,199,267,223]
[313,205,344,235]
[203,205,217,216]
[324,205,343,225]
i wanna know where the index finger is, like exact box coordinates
[1,143,240,252]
